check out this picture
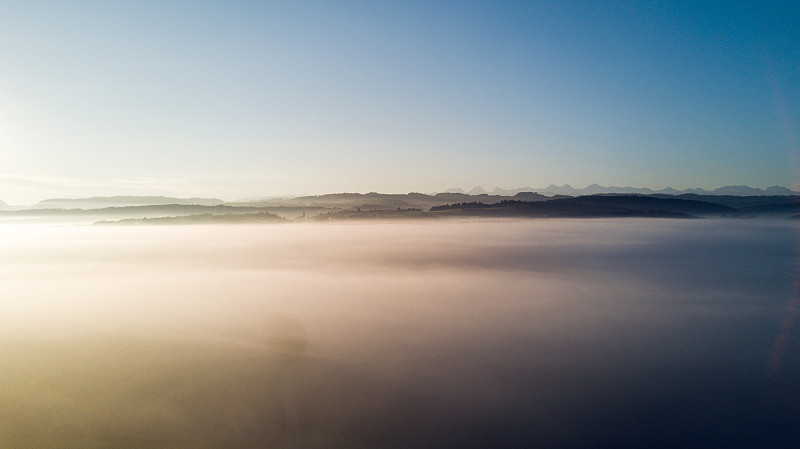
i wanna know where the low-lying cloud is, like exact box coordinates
[1,219,798,448]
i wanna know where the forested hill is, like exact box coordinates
[428,195,741,218]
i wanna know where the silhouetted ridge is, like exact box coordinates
[35,196,224,209]
[430,195,737,217]
[558,195,737,215]
[3,191,798,223]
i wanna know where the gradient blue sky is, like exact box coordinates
[1,0,798,203]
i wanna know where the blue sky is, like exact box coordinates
[1,0,798,203]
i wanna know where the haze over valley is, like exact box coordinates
[2,219,798,448]
[2,1,798,447]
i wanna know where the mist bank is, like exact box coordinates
[1,219,798,448]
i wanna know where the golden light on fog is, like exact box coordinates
[1,220,798,448]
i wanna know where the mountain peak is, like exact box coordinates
[443,187,465,194]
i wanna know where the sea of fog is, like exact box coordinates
[1,219,798,448]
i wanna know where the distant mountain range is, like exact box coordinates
[0,186,798,223]
[30,196,225,209]
[1,186,795,211]
[444,185,797,196]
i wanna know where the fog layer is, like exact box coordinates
[1,219,798,448]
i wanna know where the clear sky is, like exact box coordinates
[1,0,798,203]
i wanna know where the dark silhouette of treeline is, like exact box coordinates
[428,196,732,218]
[353,194,796,219]
[313,207,430,221]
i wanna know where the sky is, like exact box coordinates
[1,0,798,204]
